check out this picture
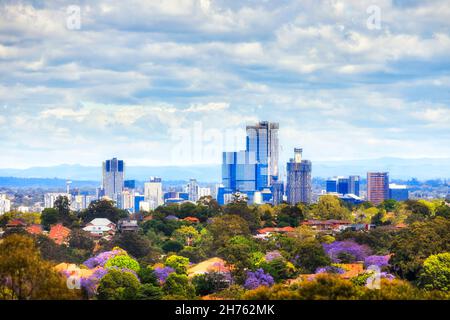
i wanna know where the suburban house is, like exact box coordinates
[187,257,231,278]
[26,224,43,235]
[254,226,295,239]
[301,220,352,233]
[117,219,139,233]
[183,216,200,224]
[83,218,116,238]
[6,219,27,230]
[49,223,71,245]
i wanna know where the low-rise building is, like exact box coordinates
[117,219,139,233]
[49,224,71,245]
[83,218,116,237]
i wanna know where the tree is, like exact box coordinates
[163,273,196,299]
[296,274,361,300]
[136,283,163,300]
[35,234,77,263]
[280,237,331,274]
[313,195,352,221]
[207,215,251,250]
[260,258,296,283]
[218,236,261,283]
[405,200,433,223]
[138,267,159,286]
[80,199,128,224]
[162,240,184,253]
[435,202,450,219]
[54,195,77,227]
[165,255,190,274]
[112,232,152,258]
[0,234,79,300]
[40,208,58,230]
[390,217,450,281]
[419,253,450,292]
[192,272,231,296]
[224,201,260,232]
[178,246,207,264]
[97,269,141,300]
[244,269,274,290]
[276,204,305,227]
[68,229,95,252]
[172,226,200,246]
[379,199,399,212]
[104,255,141,273]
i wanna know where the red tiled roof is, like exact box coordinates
[183,216,200,223]
[26,224,43,235]
[302,220,351,226]
[49,224,71,245]
[7,219,27,227]
[257,226,295,234]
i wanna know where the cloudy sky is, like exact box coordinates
[0,0,449,168]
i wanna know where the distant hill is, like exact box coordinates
[0,158,448,185]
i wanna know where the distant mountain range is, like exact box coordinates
[0,158,448,186]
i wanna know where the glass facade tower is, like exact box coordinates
[102,158,124,201]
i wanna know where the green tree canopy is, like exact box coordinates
[419,252,450,292]
[97,269,141,300]
[0,234,79,300]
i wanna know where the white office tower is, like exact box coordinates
[144,177,164,210]
[102,158,125,201]
[44,193,70,209]
[121,190,135,211]
[71,195,86,211]
[187,178,200,202]
[198,187,211,199]
[0,194,11,215]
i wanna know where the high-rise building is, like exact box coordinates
[134,195,145,213]
[0,194,11,215]
[102,158,125,201]
[44,193,70,209]
[367,172,389,205]
[389,184,409,201]
[326,177,338,193]
[246,121,279,187]
[221,121,280,205]
[124,180,136,190]
[286,148,312,205]
[271,181,284,206]
[222,150,257,192]
[349,175,360,196]
[186,179,200,202]
[198,187,211,199]
[337,177,349,195]
[326,176,360,196]
[144,177,163,210]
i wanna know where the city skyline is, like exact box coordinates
[0,1,449,169]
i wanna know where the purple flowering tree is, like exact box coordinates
[82,249,125,269]
[315,266,345,275]
[80,267,108,297]
[323,240,372,263]
[364,255,391,268]
[244,269,274,290]
[154,266,175,284]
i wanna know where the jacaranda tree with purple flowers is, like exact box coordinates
[154,266,175,284]
[323,240,372,263]
[244,269,274,290]
[82,248,126,269]
[364,255,391,269]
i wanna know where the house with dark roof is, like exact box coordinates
[118,219,139,233]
